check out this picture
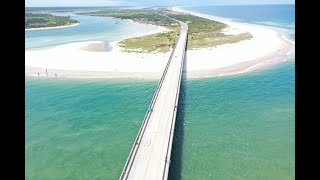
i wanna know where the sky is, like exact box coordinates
[26,0,295,7]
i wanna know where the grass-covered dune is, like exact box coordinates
[165,13,252,49]
[80,9,179,27]
[25,13,79,29]
[119,30,179,53]
[80,9,181,53]
[80,8,253,53]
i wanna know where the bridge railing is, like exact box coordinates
[119,25,183,180]
[162,31,188,180]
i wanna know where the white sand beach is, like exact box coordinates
[25,8,294,79]
[25,22,80,31]
[172,7,294,78]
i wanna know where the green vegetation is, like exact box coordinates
[25,13,79,29]
[165,13,253,49]
[189,32,253,49]
[47,10,74,12]
[165,13,226,34]
[80,9,180,53]
[119,30,179,53]
[80,8,253,53]
[80,9,178,26]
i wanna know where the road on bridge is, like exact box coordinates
[120,22,188,180]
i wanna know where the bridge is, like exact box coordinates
[119,22,188,180]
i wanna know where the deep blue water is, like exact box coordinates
[181,4,295,41]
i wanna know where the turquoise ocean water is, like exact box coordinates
[26,5,295,179]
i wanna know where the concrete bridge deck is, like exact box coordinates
[120,22,188,180]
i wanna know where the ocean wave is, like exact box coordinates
[256,21,295,29]
[256,21,279,26]
[281,33,295,45]
[286,47,295,55]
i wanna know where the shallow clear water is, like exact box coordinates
[26,78,158,179]
[25,12,159,50]
[169,61,295,179]
[26,61,294,179]
[26,5,295,179]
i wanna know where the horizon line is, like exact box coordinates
[25,3,295,8]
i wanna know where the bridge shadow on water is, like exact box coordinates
[168,51,188,180]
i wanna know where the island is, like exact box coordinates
[25,7,294,79]
[80,8,252,53]
[25,13,79,29]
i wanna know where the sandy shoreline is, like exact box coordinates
[25,8,294,80]
[25,23,80,31]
